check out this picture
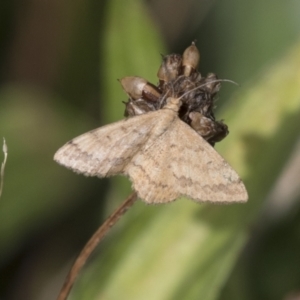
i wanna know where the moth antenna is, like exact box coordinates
[178,79,239,101]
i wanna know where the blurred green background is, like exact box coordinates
[1,0,300,299]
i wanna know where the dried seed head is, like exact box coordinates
[142,82,161,102]
[124,99,156,117]
[207,121,229,144]
[182,42,200,76]
[119,76,147,100]
[189,112,228,145]
[120,43,233,145]
[204,73,221,94]
[157,54,182,85]
[189,111,215,135]
[120,76,161,102]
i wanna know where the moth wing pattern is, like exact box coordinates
[125,117,248,204]
[54,112,158,177]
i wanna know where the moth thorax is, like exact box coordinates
[164,97,181,112]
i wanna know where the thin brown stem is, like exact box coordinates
[56,191,138,300]
[0,138,8,198]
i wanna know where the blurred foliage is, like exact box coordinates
[0,0,300,300]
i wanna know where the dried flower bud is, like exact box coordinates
[119,76,147,99]
[189,112,213,137]
[125,99,156,117]
[142,82,161,102]
[157,54,182,85]
[120,76,160,102]
[204,73,221,94]
[189,112,228,144]
[121,43,229,145]
[208,121,229,144]
[182,42,200,76]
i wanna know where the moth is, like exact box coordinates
[54,43,248,204]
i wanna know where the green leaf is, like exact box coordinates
[101,0,164,123]
[0,86,95,262]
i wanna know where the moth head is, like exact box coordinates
[164,97,182,112]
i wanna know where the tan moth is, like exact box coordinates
[54,43,248,204]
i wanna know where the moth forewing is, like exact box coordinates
[54,112,157,177]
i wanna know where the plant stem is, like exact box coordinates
[0,138,8,198]
[56,191,138,300]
